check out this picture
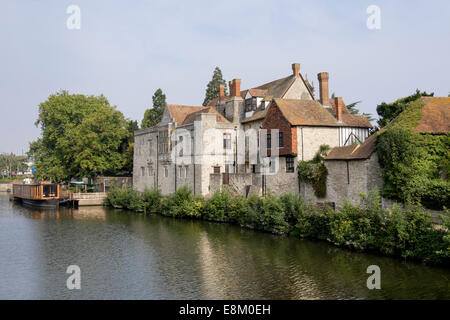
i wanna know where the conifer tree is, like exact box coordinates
[202,67,228,106]
[141,89,167,128]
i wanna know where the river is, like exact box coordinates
[0,193,448,299]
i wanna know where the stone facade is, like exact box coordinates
[133,63,373,199]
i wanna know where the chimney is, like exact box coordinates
[317,72,330,106]
[334,97,343,122]
[219,84,224,100]
[229,79,241,97]
[292,63,300,78]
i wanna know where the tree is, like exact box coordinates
[0,153,28,177]
[331,96,374,123]
[202,67,228,106]
[119,120,139,175]
[376,89,433,128]
[29,90,130,181]
[141,89,166,128]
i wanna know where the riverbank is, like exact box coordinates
[2,193,449,299]
[0,183,12,192]
[105,187,450,266]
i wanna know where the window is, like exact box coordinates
[184,166,188,178]
[158,130,169,153]
[178,136,183,156]
[213,166,220,174]
[164,166,168,178]
[245,98,252,112]
[286,157,294,173]
[141,167,145,176]
[223,133,231,149]
[278,132,284,148]
[178,166,182,178]
[267,133,271,149]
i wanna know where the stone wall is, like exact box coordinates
[297,126,340,161]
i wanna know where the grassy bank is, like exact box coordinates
[105,187,449,265]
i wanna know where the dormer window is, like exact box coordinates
[245,98,252,112]
[245,97,257,112]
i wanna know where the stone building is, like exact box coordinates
[320,96,450,208]
[134,63,373,196]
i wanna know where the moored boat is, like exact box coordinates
[13,181,65,208]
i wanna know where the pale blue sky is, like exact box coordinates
[1,0,449,153]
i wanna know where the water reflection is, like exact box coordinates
[0,193,449,299]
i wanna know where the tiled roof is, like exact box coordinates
[414,97,450,134]
[328,99,372,128]
[241,107,270,123]
[247,88,268,97]
[272,99,341,127]
[325,134,376,160]
[167,105,208,126]
[253,75,296,98]
[207,75,298,107]
[182,106,230,125]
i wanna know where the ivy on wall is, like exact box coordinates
[376,99,450,210]
[297,145,330,198]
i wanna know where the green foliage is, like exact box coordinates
[297,144,330,198]
[106,186,449,265]
[142,188,162,213]
[29,90,131,181]
[202,67,228,106]
[0,153,28,177]
[376,89,433,128]
[141,89,166,129]
[161,186,203,218]
[376,99,450,209]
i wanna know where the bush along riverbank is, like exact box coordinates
[105,187,450,266]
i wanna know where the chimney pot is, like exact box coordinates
[334,97,343,122]
[230,79,241,97]
[292,63,300,78]
[317,72,330,106]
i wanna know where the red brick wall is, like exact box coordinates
[262,105,297,156]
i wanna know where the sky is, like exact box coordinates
[0,0,449,154]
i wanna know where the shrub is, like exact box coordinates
[142,188,162,213]
[297,144,330,198]
[201,189,233,222]
[161,186,202,218]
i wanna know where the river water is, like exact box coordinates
[0,193,448,299]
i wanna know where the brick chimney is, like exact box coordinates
[229,79,241,97]
[292,63,300,78]
[317,72,330,106]
[219,84,224,100]
[334,97,343,122]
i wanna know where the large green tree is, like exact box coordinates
[376,89,433,128]
[141,89,166,128]
[202,67,228,106]
[29,90,130,181]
